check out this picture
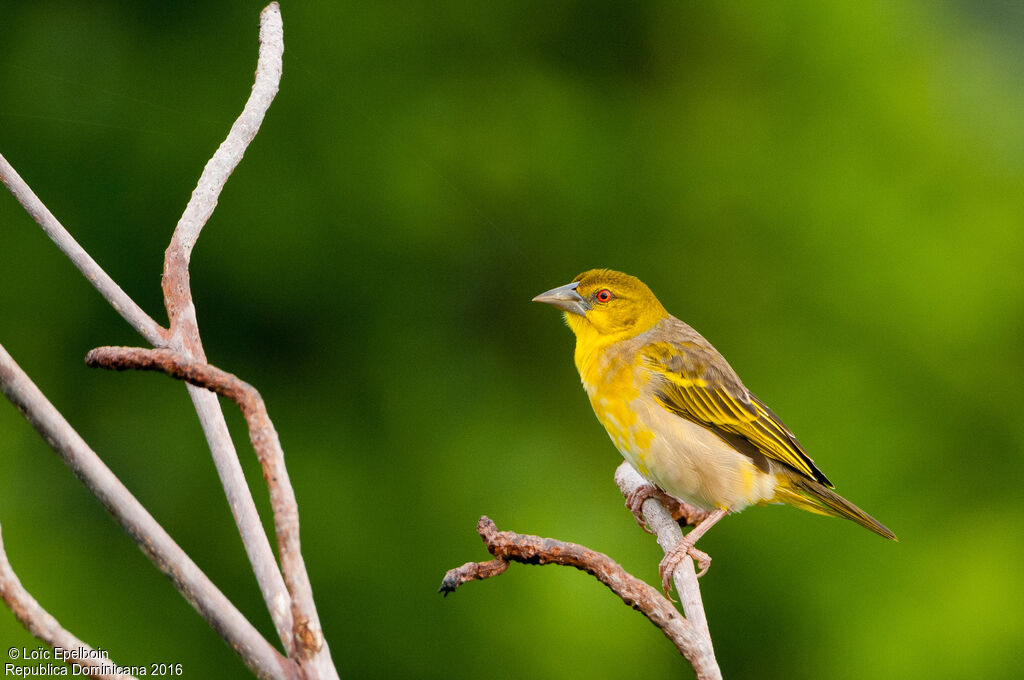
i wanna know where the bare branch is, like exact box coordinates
[2,5,335,675]
[0,344,296,680]
[153,2,297,656]
[162,1,284,346]
[0,525,136,680]
[0,5,294,652]
[438,555,508,592]
[439,515,721,680]
[615,463,720,678]
[188,384,297,654]
[0,4,336,676]
[85,346,326,659]
[0,153,167,347]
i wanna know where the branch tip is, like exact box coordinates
[475,515,497,540]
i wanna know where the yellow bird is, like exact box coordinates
[534,269,895,593]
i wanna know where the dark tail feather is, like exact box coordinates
[776,476,896,540]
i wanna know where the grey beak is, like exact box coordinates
[532,281,591,316]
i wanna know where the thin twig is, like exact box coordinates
[0,344,296,680]
[85,346,326,659]
[0,524,136,680]
[0,152,167,347]
[0,2,334,674]
[187,384,296,653]
[162,0,284,348]
[439,515,721,680]
[156,2,298,656]
[0,3,295,656]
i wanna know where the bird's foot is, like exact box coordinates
[625,484,710,533]
[659,538,712,597]
[657,508,728,597]
[625,484,673,533]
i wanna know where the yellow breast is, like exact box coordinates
[575,334,656,476]
[574,331,779,512]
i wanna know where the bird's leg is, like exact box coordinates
[625,484,711,533]
[659,508,728,596]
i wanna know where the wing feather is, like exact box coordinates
[641,335,832,487]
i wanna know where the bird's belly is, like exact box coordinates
[599,396,779,512]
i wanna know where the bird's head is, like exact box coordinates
[533,269,669,341]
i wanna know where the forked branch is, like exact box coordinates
[84,346,323,655]
[441,463,722,680]
[0,345,293,680]
[0,3,336,677]
[439,516,690,634]
[156,3,297,656]
[0,8,291,650]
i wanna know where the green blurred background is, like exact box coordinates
[2,1,1022,678]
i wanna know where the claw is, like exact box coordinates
[692,549,712,578]
[625,484,707,533]
[624,485,660,534]
[659,539,712,597]
[655,508,728,598]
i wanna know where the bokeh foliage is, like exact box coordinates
[2,1,1022,678]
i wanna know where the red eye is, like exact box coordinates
[596,289,613,303]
